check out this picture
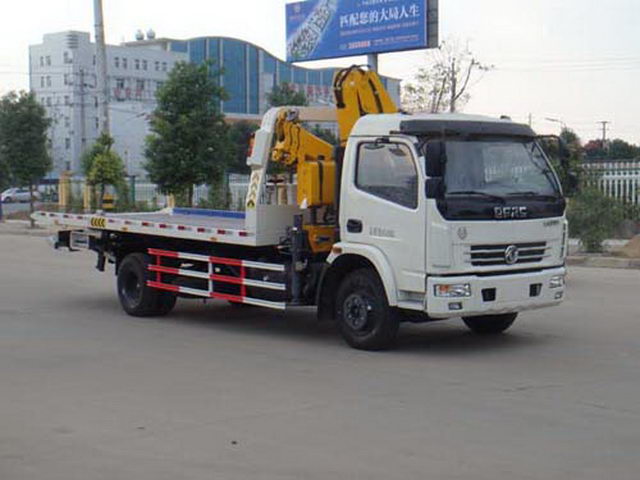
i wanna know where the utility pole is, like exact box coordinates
[599,121,610,152]
[94,0,110,135]
[528,113,533,127]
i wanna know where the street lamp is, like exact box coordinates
[545,117,567,131]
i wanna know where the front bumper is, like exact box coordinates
[426,267,566,318]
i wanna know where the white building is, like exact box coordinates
[29,31,187,176]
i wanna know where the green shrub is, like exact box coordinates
[568,187,625,252]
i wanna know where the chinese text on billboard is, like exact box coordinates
[286,0,430,62]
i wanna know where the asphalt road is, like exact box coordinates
[1,235,639,480]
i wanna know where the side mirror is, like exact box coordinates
[558,138,571,163]
[426,178,444,199]
[424,140,446,177]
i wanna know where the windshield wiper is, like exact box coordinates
[447,191,506,203]
[506,191,559,200]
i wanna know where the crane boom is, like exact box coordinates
[269,65,398,252]
[333,65,398,147]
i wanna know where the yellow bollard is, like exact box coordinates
[102,194,115,211]
[59,171,71,210]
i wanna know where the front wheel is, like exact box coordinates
[117,253,176,317]
[462,313,517,335]
[335,269,399,351]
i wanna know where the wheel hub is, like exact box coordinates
[344,294,372,331]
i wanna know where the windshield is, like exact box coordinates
[444,139,560,198]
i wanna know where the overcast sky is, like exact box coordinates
[1,0,638,143]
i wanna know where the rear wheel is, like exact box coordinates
[117,253,176,317]
[335,269,399,351]
[462,313,517,335]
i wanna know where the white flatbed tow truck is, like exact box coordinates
[36,66,570,350]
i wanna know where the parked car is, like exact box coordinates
[1,187,42,203]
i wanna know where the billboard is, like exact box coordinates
[286,0,439,62]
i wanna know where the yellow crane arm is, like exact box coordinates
[267,66,398,253]
[333,65,398,147]
[271,109,335,209]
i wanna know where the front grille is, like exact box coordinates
[468,242,548,267]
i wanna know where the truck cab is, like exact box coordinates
[322,113,567,347]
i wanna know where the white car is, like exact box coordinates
[1,188,42,203]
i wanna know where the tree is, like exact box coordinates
[87,151,126,208]
[0,91,51,227]
[402,39,492,113]
[608,139,639,159]
[267,83,308,107]
[145,61,233,207]
[585,138,640,160]
[81,133,115,176]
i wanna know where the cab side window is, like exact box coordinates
[356,142,418,209]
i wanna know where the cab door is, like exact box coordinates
[341,137,426,294]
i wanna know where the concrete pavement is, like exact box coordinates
[0,236,639,479]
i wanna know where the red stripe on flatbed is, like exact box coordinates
[211,292,244,303]
[210,256,242,267]
[148,248,180,258]
[211,274,243,285]
[148,265,181,276]
[147,281,180,293]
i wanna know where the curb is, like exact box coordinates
[567,256,640,270]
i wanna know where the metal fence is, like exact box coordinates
[583,159,640,206]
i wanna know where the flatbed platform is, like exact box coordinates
[34,208,259,246]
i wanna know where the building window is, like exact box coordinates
[162,62,167,72]
[46,56,51,66]
[95,117,99,130]
[94,96,98,107]
[122,58,128,69]
[142,60,148,71]
[136,79,145,91]
[64,74,69,85]
[46,76,51,87]
[116,78,125,89]
[64,116,70,128]
[155,61,160,71]
[39,56,44,67]
[114,56,120,68]
[40,76,45,88]
[46,97,52,106]
[63,51,71,64]
[64,96,70,106]
[65,138,71,150]
[93,55,96,66]
[134,59,140,70]
[156,81,164,90]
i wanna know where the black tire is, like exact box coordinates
[335,269,399,351]
[3,197,12,203]
[462,313,517,335]
[117,253,177,317]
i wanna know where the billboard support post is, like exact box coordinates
[367,54,379,73]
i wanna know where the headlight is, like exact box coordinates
[434,283,471,298]
[549,275,565,289]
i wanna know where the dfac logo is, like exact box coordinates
[494,206,528,220]
[504,245,520,265]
